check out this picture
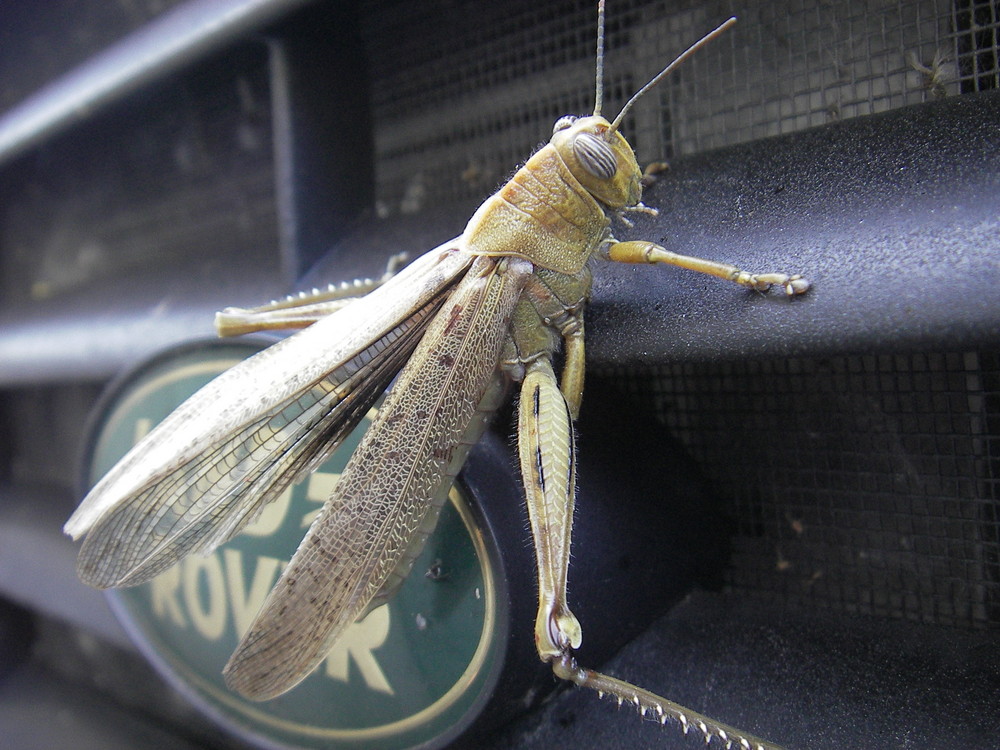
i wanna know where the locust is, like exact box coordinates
[65,5,807,749]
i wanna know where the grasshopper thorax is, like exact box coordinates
[549,115,642,210]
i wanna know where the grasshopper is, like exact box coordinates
[65,4,807,748]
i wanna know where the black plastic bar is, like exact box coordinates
[0,0,315,168]
[585,90,1000,365]
[267,4,375,281]
[2,93,998,386]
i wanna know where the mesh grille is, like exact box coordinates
[358,2,1000,632]
[360,0,998,213]
[956,0,1000,92]
[598,350,1000,630]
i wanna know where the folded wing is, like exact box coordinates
[67,244,474,588]
[224,256,531,700]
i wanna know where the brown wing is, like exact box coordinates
[223,255,532,700]
[70,245,473,588]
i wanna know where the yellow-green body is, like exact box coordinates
[465,116,641,275]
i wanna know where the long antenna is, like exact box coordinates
[593,0,606,116]
[608,16,737,134]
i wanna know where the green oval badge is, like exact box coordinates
[85,340,505,749]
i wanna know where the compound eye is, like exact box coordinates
[553,115,577,133]
[572,132,617,180]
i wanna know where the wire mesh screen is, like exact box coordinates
[598,350,1000,630]
[359,0,997,214]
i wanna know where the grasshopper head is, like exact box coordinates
[550,115,642,211]
[561,8,734,213]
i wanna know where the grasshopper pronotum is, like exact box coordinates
[65,4,807,748]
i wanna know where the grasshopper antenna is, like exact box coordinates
[593,0,606,116]
[608,16,737,134]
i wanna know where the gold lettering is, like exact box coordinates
[183,554,226,640]
[324,605,394,695]
[132,417,152,444]
[224,549,284,637]
[302,471,339,527]
[242,487,293,536]
[149,565,186,627]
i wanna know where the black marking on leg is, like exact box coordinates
[534,446,546,493]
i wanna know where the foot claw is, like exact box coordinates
[784,274,810,295]
[739,272,810,296]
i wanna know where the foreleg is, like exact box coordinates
[605,240,809,296]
